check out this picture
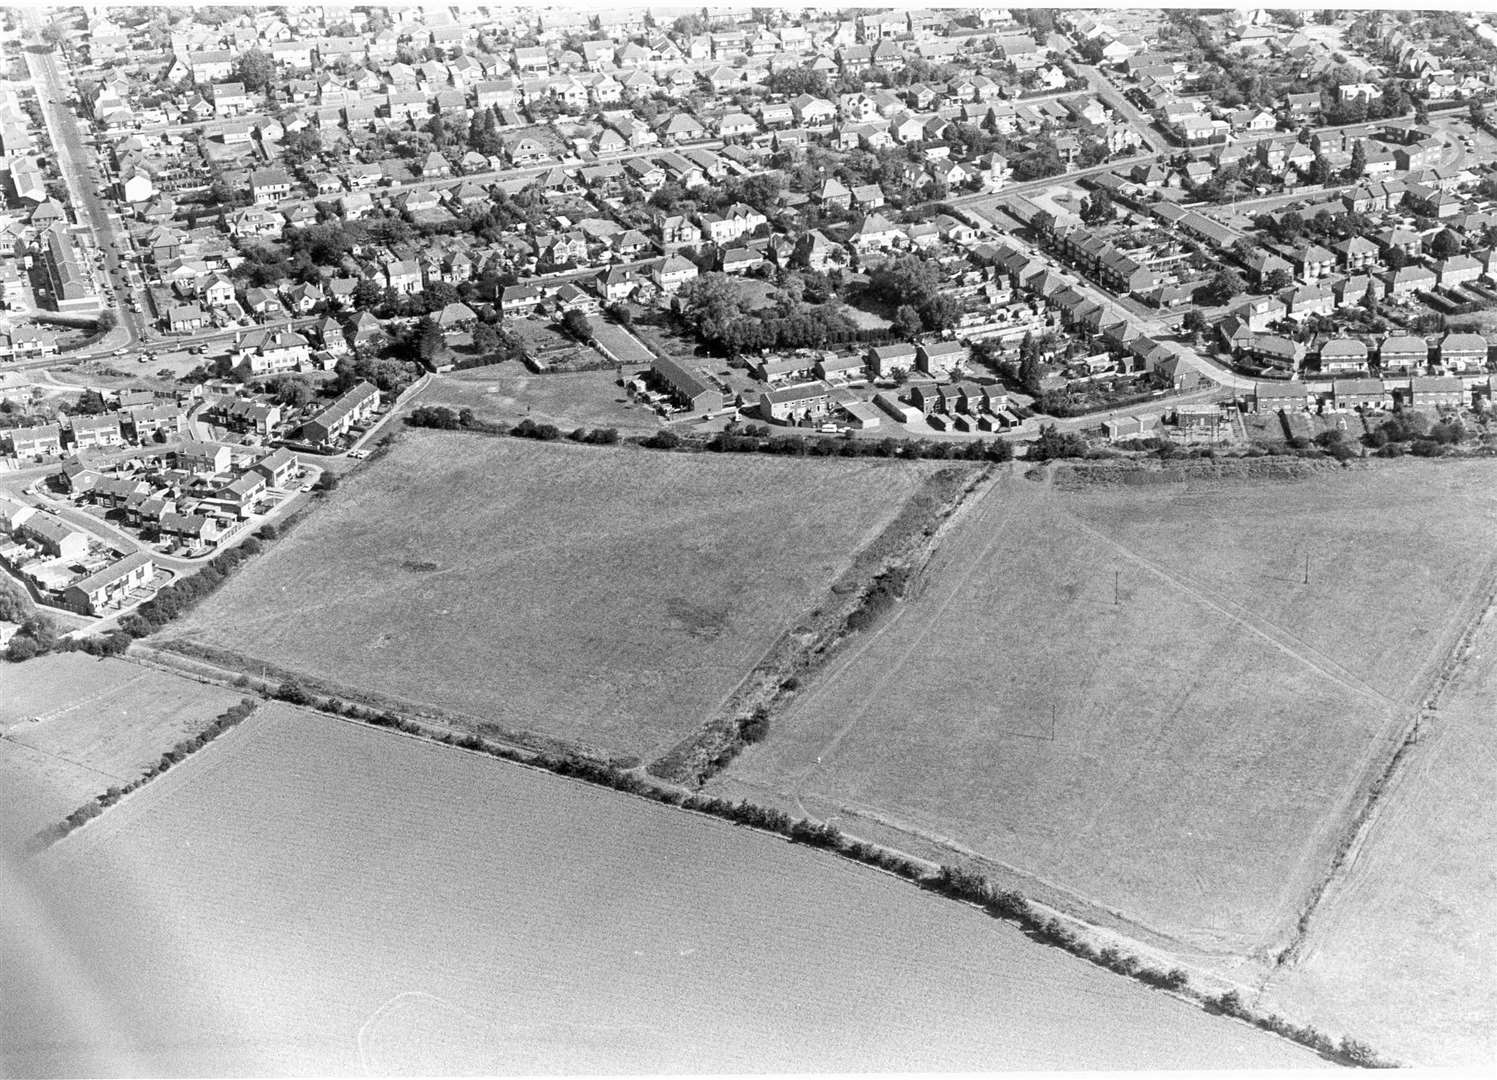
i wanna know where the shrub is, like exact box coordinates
[275,681,312,705]
[739,706,770,744]
[641,429,681,450]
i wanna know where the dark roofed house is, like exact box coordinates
[650,357,721,413]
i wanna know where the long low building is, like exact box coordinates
[62,550,155,615]
[649,356,721,413]
[301,381,380,446]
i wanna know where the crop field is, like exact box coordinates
[414,364,659,433]
[1257,601,1497,1067]
[161,433,937,759]
[2,705,1323,1075]
[0,653,243,854]
[715,461,1497,958]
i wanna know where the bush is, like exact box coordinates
[641,429,681,450]
[739,707,770,744]
[275,681,312,705]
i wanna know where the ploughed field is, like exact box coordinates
[2,705,1324,1075]
[160,432,934,759]
[716,461,1497,963]
[0,653,243,855]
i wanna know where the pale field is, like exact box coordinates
[415,364,662,433]
[162,433,933,759]
[717,462,1497,958]
[1256,605,1497,1068]
[1,705,1324,1075]
[0,653,243,854]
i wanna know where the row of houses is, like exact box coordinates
[1226,329,1492,375]
[1253,375,1482,413]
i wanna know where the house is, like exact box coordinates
[1253,381,1310,413]
[4,424,63,457]
[18,510,88,559]
[237,327,312,375]
[61,551,155,615]
[654,254,699,293]
[1408,374,1466,409]
[1330,378,1392,411]
[1318,338,1369,374]
[1383,264,1435,298]
[68,413,124,450]
[249,168,293,204]
[175,439,233,475]
[867,342,917,378]
[1295,245,1335,281]
[1438,332,1488,373]
[759,381,835,424]
[917,340,969,379]
[1379,334,1429,374]
[301,381,380,446]
[650,356,720,413]
[815,354,866,383]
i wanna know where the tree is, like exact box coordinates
[1182,308,1209,338]
[1204,267,1246,305]
[1081,188,1114,224]
[233,47,274,93]
[891,304,922,340]
[353,278,384,310]
[40,21,66,48]
[1264,267,1294,292]
[472,322,500,355]
[1029,209,1055,238]
[95,309,117,332]
[765,67,828,98]
[559,308,594,344]
[1428,228,1462,260]
[1346,138,1367,180]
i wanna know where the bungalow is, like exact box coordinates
[168,304,207,333]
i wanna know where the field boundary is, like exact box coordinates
[23,697,259,855]
[87,641,1394,1069]
[646,464,994,785]
[1269,548,1497,972]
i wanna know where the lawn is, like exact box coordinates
[160,432,936,760]
[713,460,1497,959]
[0,653,244,855]
[2,704,1323,1075]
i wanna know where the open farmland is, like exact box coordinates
[1255,598,1497,1067]
[1,705,1324,1075]
[161,432,938,759]
[714,461,1497,961]
[0,654,243,855]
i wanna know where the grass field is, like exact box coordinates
[0,654,243,855]
[1,705,1323,1075]
[714,460,1497,960]
[161,433,936,759]
[415,363,661,433]
[1256,598,1497,1067]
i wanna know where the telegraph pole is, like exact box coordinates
[1304,552,1311,586]
[1114,569,1120,606]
